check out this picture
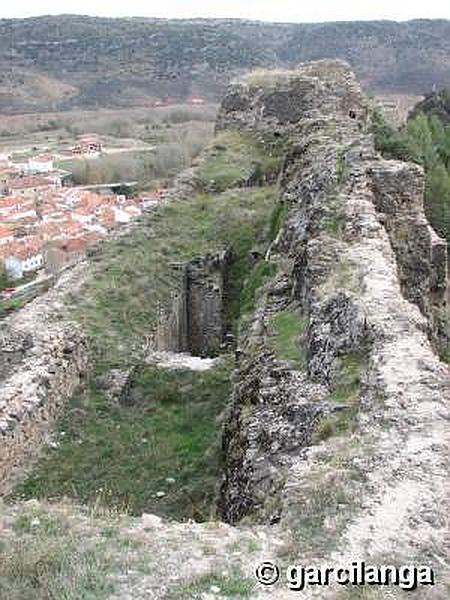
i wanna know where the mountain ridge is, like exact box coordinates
[0,16,449,113]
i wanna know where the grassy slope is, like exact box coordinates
[195,130,283,193]
[70,185,277,368]
[69,131,279,368]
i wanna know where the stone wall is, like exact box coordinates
[0,266,91,494]
[218,60,449,525]
[369,160,448,350]
[155,250,231,357]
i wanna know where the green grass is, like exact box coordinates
[167,570,254,599]
[313,353,365,442]
[269,201,289,241]
[0,268,16,292]
[10,362,232,520]
[70,186,277,367]
[270,308,307,368]
[239,260,277,315]
[196,130,283,193]
[0,509,114,600]
[441,347,450,364]
[0,296,29,318]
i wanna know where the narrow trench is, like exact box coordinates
[8,252,245,525]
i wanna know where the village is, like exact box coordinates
[0,133,163,297]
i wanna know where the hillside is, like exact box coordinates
[0,16,450,112]
[409,88,450,122]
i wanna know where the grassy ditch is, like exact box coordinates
[10,133,284,524]
[11,361,232,521]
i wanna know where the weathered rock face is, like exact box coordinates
[0,266,91,494]
[369,160,448,349]
[216,60,369,137]
[218,60,450,533]
[0,329,33,381]
[155,250,231,357]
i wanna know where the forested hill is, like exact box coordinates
[0,16,450,113]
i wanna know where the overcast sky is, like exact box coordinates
[0,0,449,22]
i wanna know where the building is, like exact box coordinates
[0,226,14,246]
[7,176,54,198]
[0,196,37,221]
[72,135,102,156]
[4,238,44,279]
[27,155,54,174]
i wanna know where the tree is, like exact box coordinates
[406,113,439,169]
[425,163,450,243]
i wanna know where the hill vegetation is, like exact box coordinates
[409,88,450,123]
[0,16,450,112]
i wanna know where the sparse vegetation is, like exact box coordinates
[10,362,232,520]
[270,308,307,368]
[290,470,354,553]
[242,68,293,89]
[196,130,283,193]
[331,354,364,404]
[168,570,254,599]
[319,257,363,297]
[315,352,365,442]
[0,507,115,600]
[324,195,347,238]
[336,586,384,599]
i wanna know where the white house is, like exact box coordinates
[28,155,54,174]
[4,240,44,279]
[112,206,133,224]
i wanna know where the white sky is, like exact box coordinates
[0,0,449,22]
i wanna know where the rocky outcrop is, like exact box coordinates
[0,265,91,494]
[219,59,450,553]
